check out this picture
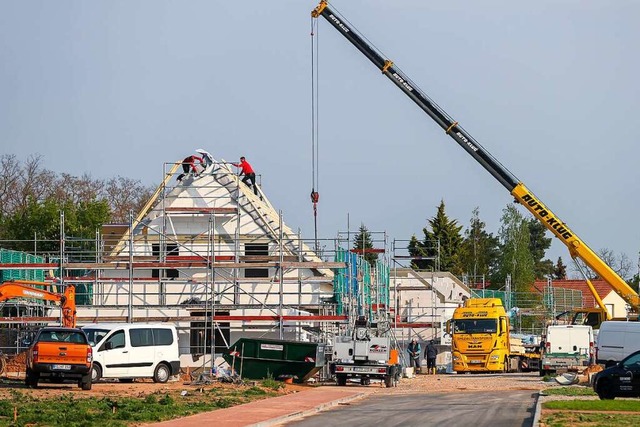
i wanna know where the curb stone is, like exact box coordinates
[249,392,367,427]
[531,390,544,427]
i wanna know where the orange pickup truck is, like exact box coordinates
[25,327,93,390]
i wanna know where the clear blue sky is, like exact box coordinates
[2,1,639,273]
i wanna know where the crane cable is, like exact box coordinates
[310,16,320,253]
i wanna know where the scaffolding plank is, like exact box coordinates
[0,315,348,324]
[0,261,346,270]
[164,207,238,214]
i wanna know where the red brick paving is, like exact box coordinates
[145,386,369,427]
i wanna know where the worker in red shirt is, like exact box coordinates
[177,154,203,182]
[231,156,258,196]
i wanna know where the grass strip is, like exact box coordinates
[542,411,640,427]
[542,386,596,396]
[543,399,640,412]
[0,386,276,427]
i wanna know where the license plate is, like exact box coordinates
[469,360,483,364]
[52,364,71,370]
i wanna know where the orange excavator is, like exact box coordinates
[0,280,76,328]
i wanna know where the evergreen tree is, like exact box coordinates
[459,207,500,285]
[352,224,378,266]
[553,257,567,279]
[527,219,553,279]
[408,200,463,274]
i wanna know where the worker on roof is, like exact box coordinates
[177,153,204,182]
[231,156,258,196]
[195,149,214,169]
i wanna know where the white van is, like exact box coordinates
[82,323,181,383]
[596,321,640,367]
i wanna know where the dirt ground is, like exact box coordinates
[0,369,568,401]
[0,352,599,402]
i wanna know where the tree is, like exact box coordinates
[570,248,635,281]
[459,207,500,284]
[553,257,567,280]
[0,155,153,249]
[105,176,155,223]
[1,196,111,254]
[527,219,553,279]
[409,200,463,274]
[352,224,378,267]
[0,154,57,216]
[491,204,535,296]
[53,173,104,205]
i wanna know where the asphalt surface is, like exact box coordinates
[284,389,538,427]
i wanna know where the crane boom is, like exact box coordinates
[0,280,77,327]
[312,1,639,315]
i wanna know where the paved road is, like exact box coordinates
[284,389,537,427]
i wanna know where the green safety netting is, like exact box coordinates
[0,249,45,282]
[333,248,390,319]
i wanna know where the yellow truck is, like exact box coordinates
[448,298,540,373]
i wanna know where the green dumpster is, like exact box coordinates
[222,338,326,383]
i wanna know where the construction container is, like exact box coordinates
[222,338,326,383]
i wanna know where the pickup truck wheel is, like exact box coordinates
[25,368,39,388]
[91,364,102,383]
[596,379,615,400]
[153,363,171,383]
[336,374,347,386]
[80,374,92,390]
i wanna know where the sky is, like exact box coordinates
[1,1,639,274]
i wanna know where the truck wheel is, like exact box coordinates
[80,374,92,390]
[596,379,615,400]
[91,364,102,383]
[153,363,171,383]
[336,374,347,386]
[25,368,38,388]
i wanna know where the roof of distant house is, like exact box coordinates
[533,279,614,308]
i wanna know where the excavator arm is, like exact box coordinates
[0,280,76,328]
[312,1,638,320]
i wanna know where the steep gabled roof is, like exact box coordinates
[115,153,332,278]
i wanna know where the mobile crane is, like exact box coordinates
[311,1,639,327]
[0,280,77,328]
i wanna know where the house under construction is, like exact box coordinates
[0,154,393,369]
